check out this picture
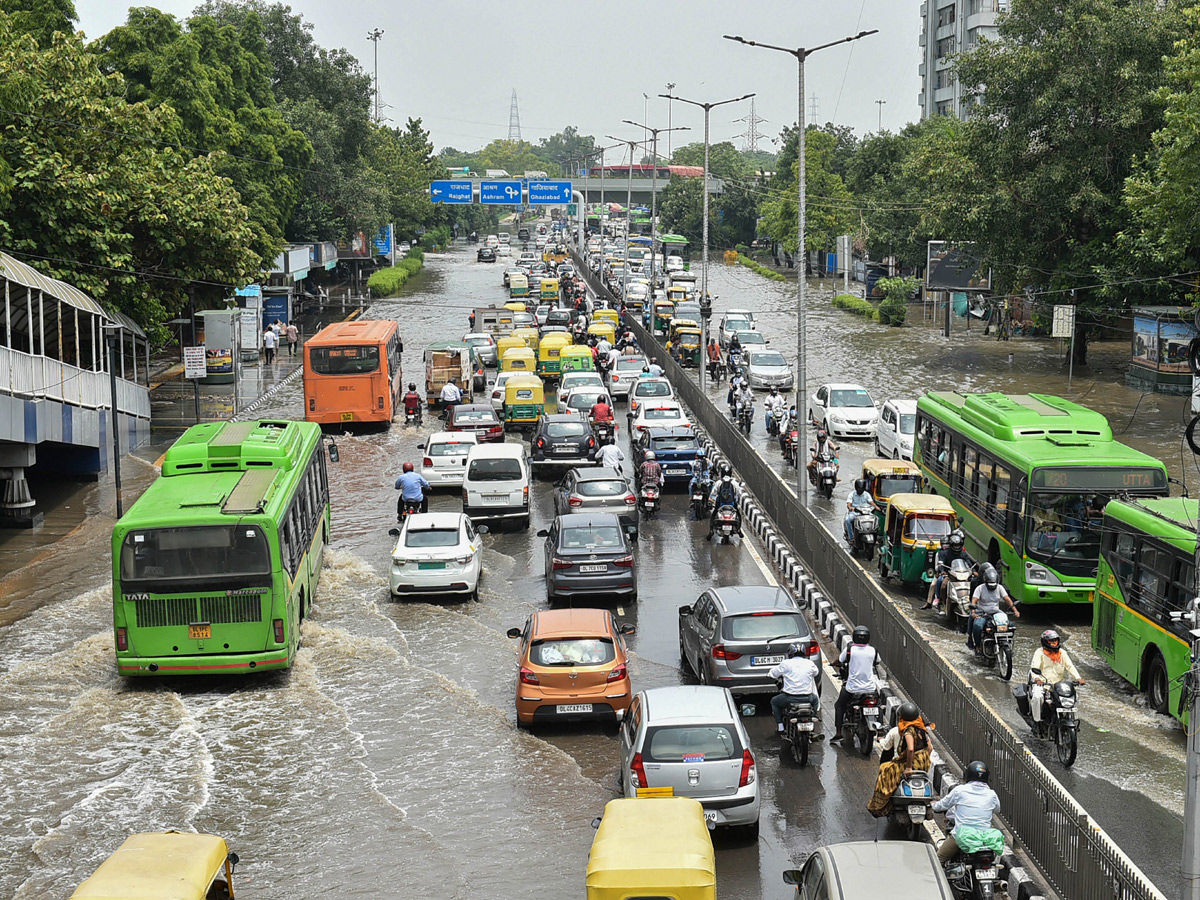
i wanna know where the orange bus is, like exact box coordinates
[304,320,403,425]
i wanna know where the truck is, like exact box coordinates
[424,343,474,408]
[472,306,516,339]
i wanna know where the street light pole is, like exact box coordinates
[875,98,886,131]
[724,29,878,507]
[623,120,691,291]
[665,83,676,158]
[606,135,643,304]
[103,324,124,518]
[659,91,754,394]
[366,28,384,124]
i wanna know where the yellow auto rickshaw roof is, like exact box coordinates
[512,327,539,339]
[588,322,614,333]
[586,798,716,892]
[887,492,955,515]
[540,277,560,285]
[70,833,230,900]
[863,458,923,477]
[502,346,536,359]
[560,345,593,357]
[593,310,619,322]
[506,373,543,389]
[655,300,676,308]
[677,327,703,337]
[540,333,573,348]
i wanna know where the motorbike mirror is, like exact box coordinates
[476,525,490,534]
[739,703,757,717]
[387,528,400,537]
[505,627,521,639]
[536,528,550,537]
[227,852,240,868]
[782,870,804,886]
[591,816,603,830]
[619,623,636,635]
[326,440,340,463]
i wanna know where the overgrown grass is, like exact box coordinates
[736,253,788,281]
[832,293,880,322]
[367,248,425,297]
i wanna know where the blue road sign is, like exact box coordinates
[527,180,573,205]
[430,180,473,204]
[480,181,522,204]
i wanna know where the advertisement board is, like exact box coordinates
[336,232,372,259]
[926,241,991,291]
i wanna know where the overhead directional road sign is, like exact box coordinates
[430,180,473,204]
[480,181,522,204]
[527,180,573,205]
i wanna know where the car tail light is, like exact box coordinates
[613,374,619,382]
[519,666,540,685]
[630,752,647,789]
[378,396,385,410]
[806,642,821,658]
[552,557,572,570]
[492,390,501,400]
[712,644,742,661]
[456,554,473,564]
[308,398,316,411]
[624,494,637,505]
[588,437,596,448]
[607,663,627,682]
[273,619,285,643]
[738,749,756,787]
[568,497,583,507]
[115,627,128,651]
[536,437,545,448]
[523,486,529,503]
[614,555,634,568]
[462,489,469,503]
[423,457,434,468]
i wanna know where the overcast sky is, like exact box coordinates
[75,0,921,154]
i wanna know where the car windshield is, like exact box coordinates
[428,441,472,457]
[404,528,460,548]
[561,525,623,549]
[900,414,916,434]
[644,407,682,420]
[468,458,522,481]
[725,318,751,331]
[563,376,603,391]
[454,408,496,424]
[576,480,628,497]
[751,352,787,367]
[645,725,739,762]
[636,383,671,397]
[616,358,645,371]
[567,394,604,410]
[723,612,806,641]
[652,435,697,451]
[120,525,270,586]
[736,331,765,344]
[531,638,615,666]
[831,389,874,407]
[907,515,953,540]
[544,422,587,438]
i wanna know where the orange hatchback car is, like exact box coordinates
[506,608,636,726]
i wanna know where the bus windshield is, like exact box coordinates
[1026,493,1106,575]
[120,526,271,586]
[310,345,380,375]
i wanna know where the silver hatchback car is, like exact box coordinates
[619,685,760,837]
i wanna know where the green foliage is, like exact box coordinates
[367,252,424,297]
[737,255,786,281]
[875,277,918,327]
[832,294,880,321]
[370,118,445,243]
[670,141,748,181]
[0,14,261,334]
[759,128,854,254]
[419,226,450,250]
[537,126,595,172]
[2,0,76,47]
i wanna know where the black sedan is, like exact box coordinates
[530,414,598,469]
[538,513,637,602]
[477,247,496,262]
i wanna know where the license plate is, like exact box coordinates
[484,494,507,504]
[188,623,211,639]
[666,468,687,475]
[552,444,573,453]
[704,811,718,824]
[863,707,880,716]
[752,655,784,666]
[974,868,997,880]
[341,412,353,422]
[557,704,593,714]
[797,722,814,731]
[418,561,446,570]
[579,564,607,573]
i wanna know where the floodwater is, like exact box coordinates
[1,245,919,900]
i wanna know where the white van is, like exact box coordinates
[462,443,531,528]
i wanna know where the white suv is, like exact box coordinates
[876,398,917,460]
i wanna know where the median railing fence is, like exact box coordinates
[572,247,1163,900]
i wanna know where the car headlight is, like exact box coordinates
[828,413,844,424]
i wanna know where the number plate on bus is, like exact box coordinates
[188,623,211,639]
[341,412,353,422]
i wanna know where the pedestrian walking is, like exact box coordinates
[285,321,298,356]
[262,326,277,365]
[272,319,284,339]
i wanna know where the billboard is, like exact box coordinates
[1132,311,1195,375]
[336,232,372,259]
[926,241,991,292]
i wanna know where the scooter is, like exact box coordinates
[638,483,660,519]
[1014,678,1080,768]
[943,832,1005,900]
[690,475,712,520]
[976,610,1015,681]
[888,770,934,840]
[849,503,878,562]
[711,504,741,544]
[934,558,975,633]
[591,419,615,446]
[810,452,838,500]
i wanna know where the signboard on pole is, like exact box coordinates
[1051,305,1075,339]
[926,241,992,291]
[429,180,473,204]
[480,181,522,204]
[527,181,573,205]
[372,223,393,257]
[183,346,207,380]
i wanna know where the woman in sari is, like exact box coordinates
[868,701,934,817]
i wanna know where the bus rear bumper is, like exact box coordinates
[117,650,291,676]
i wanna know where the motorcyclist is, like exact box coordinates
[439,377,463,417]
[402,382,423,424]
[589,396,614,424]
[688,447,712,497]
[807,429,840,481]
[769,641,822,737]
[968,563,1020,654]
[393,461,431,520]
[596,441,624,471]
[1029,630,1084,735]
[735,383,755,421]
[647,357,664,378]
[637,449,663,490]
[844,478,878,544]
[764,388,786,432]
[867,701,934,817]
[706,467,742,541]
[779,405,798,453]
[830,625,880,743]
[931,760,1004,864]
[923,529,976,610]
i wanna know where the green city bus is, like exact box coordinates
[1094,497,1194,723]
[654,234,690,271]
[111,419,331,676]
[914,392,1168,605]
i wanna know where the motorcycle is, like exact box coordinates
[934,558,975,633]
[397,496,422,523]
[781,426,798,466]
[1014,678,1080,767]
[976,610,1015,681]
[888,770,934,841]
[737,402,754,435]
[591,418,615,446]
[810,452,838,500]
[404,407,422,426]
[944,840,1004,900]
[638,483,660,519]
[849,503,878,562]
[838,679,885,756]
[690,475,712,520]
[781,693,819,767]
[711,504,741,544]
[766,407,782,437]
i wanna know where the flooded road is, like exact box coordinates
[1,244,925,900]
[688,260,1189,894]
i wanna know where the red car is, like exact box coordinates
[446,403,505,442]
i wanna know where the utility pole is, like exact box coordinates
[659,91,755,395]
[725,28,879,507]
[733,98,768,153]
[606,136,642,303]
[665,83,676,158]
[875,98,886,131]
[103,324,124,517]
[366,29,384,124]
[623,120,691,295]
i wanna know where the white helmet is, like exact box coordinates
[644,450,656,461]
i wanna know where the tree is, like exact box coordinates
[816,122,858,180]
[369,117,445,242]
[2,0,76,47]
[658,177,704,245]
[759,128,855,255]
[537,126,596,173]
[476,139,558,177]
[670,141,748,181]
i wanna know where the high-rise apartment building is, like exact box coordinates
[918,0,1006,118]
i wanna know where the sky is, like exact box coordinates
[75,0,922,155]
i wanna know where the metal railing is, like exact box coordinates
[0,344,150,418]
[575,247,1164,900]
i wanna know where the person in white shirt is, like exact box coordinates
[262,326,277,365]
[830,625,880,742]
[596,442,624,471]
[763,387,786,430]
[439,378,463,416]
[768,642,821,735]
[647,357,664,378]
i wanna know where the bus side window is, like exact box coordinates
[1133,544,1167,611]
[962,446,978,502]
[1168,561,1196,637]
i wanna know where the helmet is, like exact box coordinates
[403,462,414,473]
[786,641,806,659]
[719,463,732,478]
[696,447,708,458]
[1041,629,1061,652]
[948,532,964,551]
[852,625,871,645]
[899,701,920,722]
[854,478,866,493]
[644,451,656,461]
[642,366,650,373]
[964,760,990,784]
[770,387,779,395]
[817,429,828,441]
[983,564,999,587]
[408,382,416,391]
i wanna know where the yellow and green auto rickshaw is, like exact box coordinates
[675,326,703,368]
[669,317,701,346]
[877,493,958,588]
[496,335,526,363]
[652,300,676,337]
[70,832,239,900]
[500,346,537,374]
[560,344,596,375]
[666,284,689,305]
[538,332,572,379]
[587,322,617,346]
[586,797,715,900]
[862,458,925,529]
[592,308,619,329]
[539,277,561,302]
[512,326,540,352]
[503,373,545,429]
[508,272,530,299]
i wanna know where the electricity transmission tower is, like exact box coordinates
[508,90,522,142]
[732,98,768,153]
[808,94,820,126]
